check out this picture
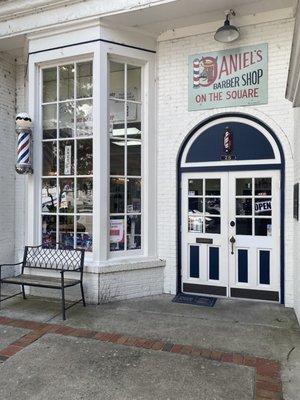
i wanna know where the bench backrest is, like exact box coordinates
[23,245,84,271]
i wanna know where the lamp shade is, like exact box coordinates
[214,16,239,43]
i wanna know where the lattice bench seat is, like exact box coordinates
[0,245,86,320]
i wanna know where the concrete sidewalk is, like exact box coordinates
[0,294,299,399]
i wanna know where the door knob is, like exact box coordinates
[229,236,236,255]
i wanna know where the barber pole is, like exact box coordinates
[224,127,233,154]
[15,112,33,174]
[193,58,200,87]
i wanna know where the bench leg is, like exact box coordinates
[21,285,26,300]
[80,281,86,307]
[61,286,66,320]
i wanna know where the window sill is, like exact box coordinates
[84,257,166,274]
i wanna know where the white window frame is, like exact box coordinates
[108,55,143,258]
[27,39,156,267]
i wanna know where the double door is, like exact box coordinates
[181,170,280,301]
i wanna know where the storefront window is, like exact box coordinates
[41,61,93,251]
[109,61,142,252]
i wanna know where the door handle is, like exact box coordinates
[229,236,236,255]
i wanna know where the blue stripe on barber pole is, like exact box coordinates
[190,245,200,278]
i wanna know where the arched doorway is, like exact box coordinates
[177,113,285,303]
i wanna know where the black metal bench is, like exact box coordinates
[0,245,86,320]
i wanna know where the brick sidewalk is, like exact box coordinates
[0,316,283,400]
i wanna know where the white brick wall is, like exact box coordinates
[0,52,16,271]
[157,18,295,307]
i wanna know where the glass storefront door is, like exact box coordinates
[181,170,280,301]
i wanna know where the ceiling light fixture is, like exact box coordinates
[214,9,239,43]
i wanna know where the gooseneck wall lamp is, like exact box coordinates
[214,9,240,43]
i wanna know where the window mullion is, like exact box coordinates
[56,65,59,248]
[124,63,128,252]
[74,62,77,249]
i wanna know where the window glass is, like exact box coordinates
[43,142,57,176]
[41,61,93,251]
[43,104,57,139]
[42,179,57,213]
[110,216,125,251]
[236,178,252,196]
[206,179,220,196]
[59,65,74,101]
[127,65,141,102]
[109,61,142,252]
[43,67,57,103]
[77,61,93,98]
[109,62,125,99]
[59,102,75,138]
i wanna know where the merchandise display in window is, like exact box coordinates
[41,61,93,251]
[109,61,142,252]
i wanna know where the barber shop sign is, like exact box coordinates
[188,43,268,111]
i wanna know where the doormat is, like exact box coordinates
[172,292,217,307]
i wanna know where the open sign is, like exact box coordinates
[255,200,272,213]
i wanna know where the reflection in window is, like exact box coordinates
[109,61,142,252]
[41,61,93,251]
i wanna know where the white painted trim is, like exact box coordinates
[180,116,281,168]
[158,8,294,42]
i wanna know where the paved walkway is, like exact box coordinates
[0,294,299,399]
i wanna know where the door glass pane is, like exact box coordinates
[42,215,56,248]
[236,198,252,215]
[77,61,93,98]
[255,218,272,236]
[76,215,92,251]
[206,217,220,234]
[255,198,272,216]
[59,140,74,176]
[189,198,203,214]
[127,178,141,213]
[127,215,141,250]
[43,67,57,103]
[59,64,74,101]
[110,216,125,251]
[110,62,125,99]
[110,178,125,213]
[206,179,220,196]
[188,215,204,233]
[59,178,74,213]
[42,179,57,213]
[205,198,220,215]
[188,179,203,196]
[127,65,141,102]
[236,218,252,235]
[59,102,75,138]
[255,178,272,196]
[77,178,93,213]
[43,141,57,176]
[42,104,57,139]
[77,139,93,175]
[76,99,93,137]
[236,178,252,196]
